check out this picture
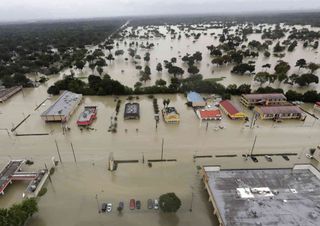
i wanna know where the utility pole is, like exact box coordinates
[189,186,194,212]
[70,142,77,164]
[55,139,63,164]
[161,138,164,160]
[250,135,258,156]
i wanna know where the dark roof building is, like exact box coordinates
[124,103,140,120]
[202,165,320,226]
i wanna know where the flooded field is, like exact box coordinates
[1,23,320,226]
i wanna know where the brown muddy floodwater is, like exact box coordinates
[0,24,320,226]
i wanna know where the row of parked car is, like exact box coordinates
[101,199,159,213]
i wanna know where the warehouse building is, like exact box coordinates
[201,165,320,226]
[41,91,82,122]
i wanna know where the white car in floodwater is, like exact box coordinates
[106,203,112,213]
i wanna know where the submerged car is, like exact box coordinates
[147,199,153,209]
[101,203,107,212]
[154,199,159,210]
[129,199,135,210]
[106,203,112,213]
[136,200,141,209]
[118,201,124,210]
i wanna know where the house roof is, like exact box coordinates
[257,105,303,115]
[242,93,286,101]
[219,100,240,115]
[315,102,320,106]
[199,109,222,119]
[187,91,205,103]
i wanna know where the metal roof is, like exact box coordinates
[187,91,205,103]
[219,100,240,115]
[41,91,82,117]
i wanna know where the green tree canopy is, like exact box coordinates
[159,193,181,213]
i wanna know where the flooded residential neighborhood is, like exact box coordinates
[1,1,320,226]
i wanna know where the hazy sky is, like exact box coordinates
[0,0,320,22]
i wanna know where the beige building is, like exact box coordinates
[254,105,305,120]
[240,93,287,108]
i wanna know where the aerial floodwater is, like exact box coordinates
[0,12,320,226]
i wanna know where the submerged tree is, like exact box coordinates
[159,193,181,213]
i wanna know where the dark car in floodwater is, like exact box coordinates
[136,200,141,209]
[101,203,107,212]
[147,199,153,209]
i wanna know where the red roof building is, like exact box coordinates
[314,102,320,111]
[197,109,222,120]
[219,100,246,119]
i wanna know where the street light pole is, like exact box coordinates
[189,186,194,212]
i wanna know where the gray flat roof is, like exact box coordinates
[204,167,320,226]
[41,91,82,117]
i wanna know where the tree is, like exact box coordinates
[254,72,270,85]
[134,81,143,90]
[285,90,303,101]
[156,63,162,72]
[128,48,136,58]
[168,65,184,77]
[106,53,114,63]
[231,63,255,75]
[155,79,167,87]
[295,58,307,70]
[144,52,150,62]
[308,63,319,73]
[188,65,199,75]
[75,60,85,70]
[115,49,124,56]
[295,73,319,86]
[105,45,113,52]
[193,51,202,62]
[97,66,103,76]
[303,90,320,103]
[262,63,271,71]
[274,61,290,74]
[238,84,251,94]
[273,42,285,52]
[159,193,181,213]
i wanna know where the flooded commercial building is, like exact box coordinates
[0,86,22,103]
[187,92,206,107]
[202,165,320,226]
[41,91,82,122]
[77,106,97,126]
[254,105,306,120]
[219,100,246,119]
[124,102,140,119]
[197,108,222,121]
[162,107,180,123]
[240,93,287,108]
